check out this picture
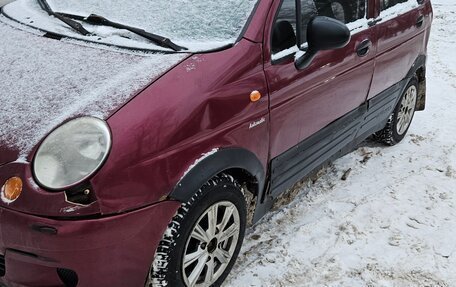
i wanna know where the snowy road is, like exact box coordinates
[225,1,456,286]
[0,0,14,7]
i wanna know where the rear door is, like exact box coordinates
[368,0,431,99]
[264,0,377,195]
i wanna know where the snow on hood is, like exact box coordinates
[0,16,188,159]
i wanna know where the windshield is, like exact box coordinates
[2,0,259,52]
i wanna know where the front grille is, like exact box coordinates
[57,268,78,287]
[0,255,5,277]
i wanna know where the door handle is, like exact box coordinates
[416,15,425,27]
[356,39,372,57]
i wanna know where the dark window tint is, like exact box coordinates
[314,1,367,24]
[274,0,366,51]
[380,0,409,10]
[275,0,318,45]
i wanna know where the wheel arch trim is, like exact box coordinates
[169,147,266,203]
[406,54,426,79]
[406,54,427,111]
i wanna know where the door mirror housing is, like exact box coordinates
[295,16,351,70]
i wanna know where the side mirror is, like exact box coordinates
[295,16,351,70]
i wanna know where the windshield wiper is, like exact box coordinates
[60,13,188,52]
[37,0,91,36]
[36,1,186,51]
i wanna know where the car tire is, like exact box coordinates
[373,77,419,146]
[147,173,247,287]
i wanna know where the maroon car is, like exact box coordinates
[0,0,432,286]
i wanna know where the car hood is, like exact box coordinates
[0,16,188,164]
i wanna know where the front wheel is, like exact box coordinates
[374,77,418,145]
[148,174,246,287]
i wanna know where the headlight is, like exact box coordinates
[33,117,111,190]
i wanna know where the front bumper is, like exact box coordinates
[0,200,180,287]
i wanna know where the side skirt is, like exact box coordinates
[264,78,408,205]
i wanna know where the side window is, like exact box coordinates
[272,0,367,58]
[380,0,409,10]
[314,1,367,25]
[275,0,299,31]
[379,0,421,18]
[274,0,319,48]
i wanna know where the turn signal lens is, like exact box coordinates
[250,90,262,102]
[2,177,23,203]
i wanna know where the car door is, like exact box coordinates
[368,0,432,99]
[264,0,377,195]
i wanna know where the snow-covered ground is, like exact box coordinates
[226,1,456,286]
[0,0,14,7]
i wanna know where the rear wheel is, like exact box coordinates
[374,77,418,145]
[148,174,246,287]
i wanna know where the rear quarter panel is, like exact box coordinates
[368,0,433,99]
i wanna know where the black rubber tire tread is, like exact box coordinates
[148,173,246,287]
[373,77,419,146]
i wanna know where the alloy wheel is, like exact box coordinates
[182,201,240,287]
[396,85,417,135]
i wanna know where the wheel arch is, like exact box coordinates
[169,147,266,204]
[406,54,427,111]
